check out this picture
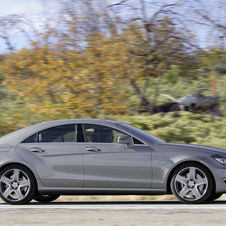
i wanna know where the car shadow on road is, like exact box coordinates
[24,200,226,205]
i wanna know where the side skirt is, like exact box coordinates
[38,188,167,196]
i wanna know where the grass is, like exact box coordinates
[56,195,176,202]
[55,194,226,202]
[1,194,225,202]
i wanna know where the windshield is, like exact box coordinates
[120,123,165,144]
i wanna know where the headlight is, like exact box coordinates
[213,155,226,165]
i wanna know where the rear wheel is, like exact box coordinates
[0,165,36,205]
[34,194,60,202]
[170,163,213,204]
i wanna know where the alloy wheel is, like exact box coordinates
[171,163,213,204]
[0,165,36,204]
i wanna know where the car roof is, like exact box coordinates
[0,119,121,145]
[36,118,119,126]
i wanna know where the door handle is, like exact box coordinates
[31,147,45,153]
[86,147,101,152]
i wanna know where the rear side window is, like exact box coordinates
[22,124,76,143]
[22,134,37,143]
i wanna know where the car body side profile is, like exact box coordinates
[0,118,226,204]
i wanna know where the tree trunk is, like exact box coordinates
[130,80,151,113]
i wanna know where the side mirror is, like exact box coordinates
[118,135,134,149]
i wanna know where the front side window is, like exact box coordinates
[22,124,76,143]
[83,124,128,143]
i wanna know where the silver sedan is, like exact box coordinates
[0,118,226,205]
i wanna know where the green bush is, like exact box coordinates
[113,112,226,148]
[1,110,226,149]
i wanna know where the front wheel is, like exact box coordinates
[0,165,36,205]
[170,163,214,204]
[207,193,222,201]
[34,194,60,202]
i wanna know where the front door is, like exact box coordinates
[81,124,152,188]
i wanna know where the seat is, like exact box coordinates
[91,131,100,142]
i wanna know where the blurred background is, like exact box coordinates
[1,0,226,148]
[2,0,226,202]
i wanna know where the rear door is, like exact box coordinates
[16,124,84,187]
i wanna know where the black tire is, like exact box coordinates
[34,194,60,202]
[0,164,36,205]
[207,193,222,201]
[170,163,214,204]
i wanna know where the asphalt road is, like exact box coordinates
[1,200,226,226]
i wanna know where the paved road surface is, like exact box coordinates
[1,200,226,226]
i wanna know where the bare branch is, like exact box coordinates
[107,0,128,8]
[149,2,180,24]
[198,12,226,30]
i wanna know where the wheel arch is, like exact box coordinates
[166,160,216,194]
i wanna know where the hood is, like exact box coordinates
[158,142,226,156]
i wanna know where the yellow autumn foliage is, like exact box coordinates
[1,29,133,118]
